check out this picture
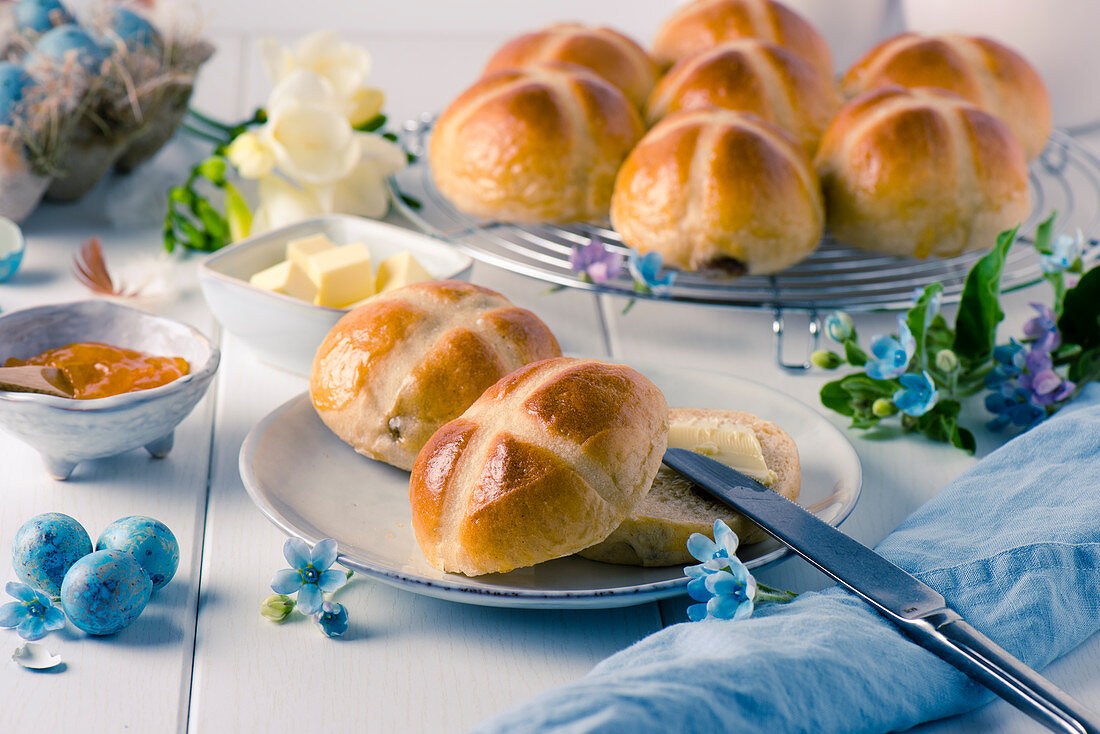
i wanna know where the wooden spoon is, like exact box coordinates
[0,366,75,398]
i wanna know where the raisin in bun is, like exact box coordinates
[409,357,669,576]
[579,408,800,566]
[611,107,824,276]
[814,85,1031,258]
[429,62,643,224]
[310,281,561,471]
[652,0,832,78]
[842,33,1051,160]
[482,23,659,108]
[645,38,840,155]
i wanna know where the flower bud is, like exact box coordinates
[260,593,295,622]
[872,398,898,417]
[824,312,854,342]
[935,349,959,373]
[810,350,842,369]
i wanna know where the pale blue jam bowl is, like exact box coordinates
[0,300,220,479]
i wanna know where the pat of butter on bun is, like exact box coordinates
[579,407,800,567]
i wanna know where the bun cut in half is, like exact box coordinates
[815,86,1030,259]
[652,0,832,78]
[579,408,800,567]
[645,39,841,155]
[482,23,659,109]
[611,107,824,276]
[842,33,1052,160]
[310,281,561,471]
[429,62,644,224]
[409,358,669,576]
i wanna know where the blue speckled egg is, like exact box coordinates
[96,516,179,591]
[106,8,161,52]
[12,512,93,597]
[0,62,35,126]
[60,549,151,635]
[13,0,73,34]
[35,24,109,70]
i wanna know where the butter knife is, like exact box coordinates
[663,447,1100,734]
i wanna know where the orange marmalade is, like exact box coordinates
[5,342,189,400]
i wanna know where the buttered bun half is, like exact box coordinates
[579,408,800,567]
[483,23,659,109]
[815,85,1030,259]
[409,357,669,576]
[310,281,561,471]
[653,0,832,78]
[611,107,824,276]
[429,62,644,224]
[842,33,1051,160]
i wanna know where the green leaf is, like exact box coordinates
[850,413,881,430]
[907,282,944,362]
[1059,266,1100,351]
[843,340,868,366]
[953,224,1018,366]
[1069,345,1100,384]
[909,400,974,454]
[1033,211,1057,254]
[224,183,252,242]
[953,427,977,454]
[840,373,899,401]
[399,193,423,211]
[355,114,387,133]
[820,379,854,416]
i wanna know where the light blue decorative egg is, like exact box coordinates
[12,512,93,597]
[35,24,110,70]
[60,549,151,635]
[96,516,179,591]
[13,0,73,35]
[0,62,35,126]
[107,8,161,52]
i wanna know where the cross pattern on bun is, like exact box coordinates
[645,38,841,155]
[483,23,659,109]
[310,281,561,471]
[409,358,669,576]
[814,85,1030,259]
[429,62,644,224]
[579,408,800,566]
[842,33,1051,160]
[611,107,824,276]
[652,0,833,78]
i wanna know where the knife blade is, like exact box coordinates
[663,447,1100,734]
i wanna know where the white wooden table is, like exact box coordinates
[2,3,1098,731]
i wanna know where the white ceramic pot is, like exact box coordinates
[780,0,900,72]
[903,0,1100,129]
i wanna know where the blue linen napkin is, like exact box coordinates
[471,383,1100,733]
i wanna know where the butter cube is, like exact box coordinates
[286,233,336,271]
[376,251,434,293]
[249,260,318,302]
[307,242,375,307]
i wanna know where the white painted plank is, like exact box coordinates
[0,204,219,732]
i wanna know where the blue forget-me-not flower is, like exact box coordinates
[271,538,347,615]
[0,581,66,641]
[314,601,349,638]
[865,316,916,380]
[893,370,939,417]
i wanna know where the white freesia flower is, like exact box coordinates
[326,134,409,219]
[250,135,408,235]
[226,132,275,179]
[260,82,360,186]
[260,31,381,126]
[251,176,325,235]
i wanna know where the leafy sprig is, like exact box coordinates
[815,213,1097,452]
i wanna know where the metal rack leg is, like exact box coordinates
[772,308,820,372]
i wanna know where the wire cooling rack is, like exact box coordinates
[387,116,1100,368]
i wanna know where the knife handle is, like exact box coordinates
[901,610,1100,734]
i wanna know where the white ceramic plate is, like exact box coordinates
[239,365,862,609]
